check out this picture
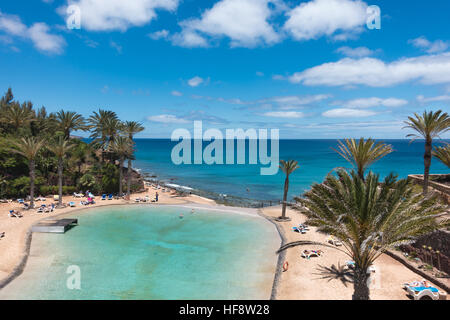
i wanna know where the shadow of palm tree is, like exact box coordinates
[313,263,354,287]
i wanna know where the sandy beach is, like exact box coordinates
[261,205,449,300]
[0,188,448,300]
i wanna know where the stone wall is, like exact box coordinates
[399,230,450,274]
[408,174,450,204]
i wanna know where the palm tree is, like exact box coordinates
[334,138,393,180]
[432,143,450,168]
[88,109,119,161]
[404,110,450,195]
[121,121,144,199]
[279,160,300,220]
[9,137,45,208]
[55,110,87,140]
[109,136,132,197]
[285,169,447,300]
[48,137,75,207]
[1,102,34,131]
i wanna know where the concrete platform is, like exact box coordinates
[31,218,78,234]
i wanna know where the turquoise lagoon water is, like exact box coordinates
[133,139,450,202]
[0,205,280,300]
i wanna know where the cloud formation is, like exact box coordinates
[322,108,376,118]
[289,53,450,87]
[0,11,65,54]
[60,0,179,31]
[284,0,368,41]
[174,0,280,48]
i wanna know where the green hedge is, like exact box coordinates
[39,185,77,196]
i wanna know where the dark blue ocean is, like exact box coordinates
[133,139,449,204]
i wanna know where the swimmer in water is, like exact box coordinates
[179,214,184,219]
[191,209,195,214]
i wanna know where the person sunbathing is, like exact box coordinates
[9,210,23,218]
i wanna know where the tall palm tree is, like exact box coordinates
[404,110,450,195]
[88,109,119,161]
[285,169,447,300]
[121,121,144,199]
[279,160,300,220]
[109,136,132,197]
[432,143,450,168]
[48,137,75,207]
[334,138,393,180]
[1,102,34,131]
[55,110,87,140]
[9,137,45,208]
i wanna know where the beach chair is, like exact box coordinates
[403,279,427,289]
[0,232,4,239]
[135,198,141,203]
[101,194,107,200]
[73,192,83,198]
[327,236,343,246]
[69,202,76,207]
[301,250,323,259]
[293,226,306,234]
[37,207,44,213]
[108,194,113,200]
[405,285,446,300]
[17,199,24,204]
[299,223,309,230]
[9,210,22,218]
[53,195,59,201]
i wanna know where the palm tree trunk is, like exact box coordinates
[29,160,35,209]
[119,157,124,197]
[352,267,370,300]
[127,158,132,200]
[58,158,63,207]
[423,138,432,195]
[281,177,289,219]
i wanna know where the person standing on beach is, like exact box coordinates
[155,192,159,202]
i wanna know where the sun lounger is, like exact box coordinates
[69,202,76,207]
[327,236,343,246]
[108,194,113,200]
[101,194,106,200]
[403,279,427,289]
[135,198,141,203]
[0,232,5,238]
[301,250,323,259]
[37,207,44,213]
[73,192,84,198]
[405,285,446,300]
[9,210,22,218]
[293,227,306,234]
[17,199,24,204]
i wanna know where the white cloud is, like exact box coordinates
[171,90,183,96]
[148,29,169,40]
[322,108,376,118]
[256,71,264,77]
[175,0,280,48]
[289,53,450,87]
[109,40,122,54]
[187,76,204,87]
[336,46,375,58]
[147,114,188,124]
[409,36,449,54]
[0,12,65,54]
[0,12,27,35]
[60,0,179,31]
[284,0,368,41]
[171,29,208,47]
[263,111,304,118]
[417,94,450,103]
[337,97,408,108]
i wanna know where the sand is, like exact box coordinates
[0,188,447,300]
[261,205,449,300]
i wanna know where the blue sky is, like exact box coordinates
[0,0,449,138]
